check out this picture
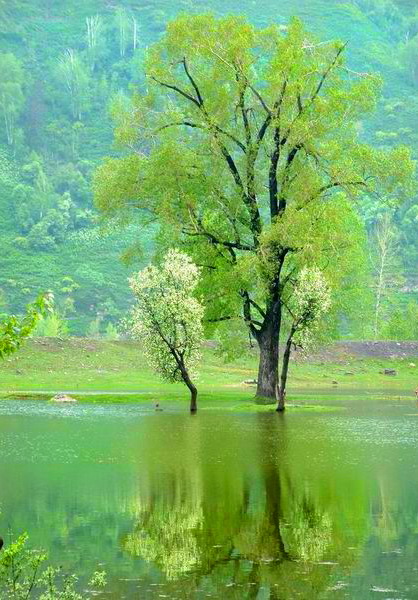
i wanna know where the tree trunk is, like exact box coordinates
[188,383,197,413]
[277,327,295,412]
[179,361,198,412]
[277,386,286,412]
[255,302,281,402]
[172,351,198,413]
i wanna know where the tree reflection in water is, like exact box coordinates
[123,413,362,598]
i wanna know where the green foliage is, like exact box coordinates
[354,0,405,39]
[10,153,94,249]
[0,532,106,599]
[129,250,204,392]
[0,292,53,359]
[34,312,69,338]
[86,316,102,338]
[104,321,119,340]
[96,13,413,368]
[0,52,25,147]
[384,300,418,340]
[0,0,417,337]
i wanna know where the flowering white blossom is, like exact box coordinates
[292,266,331,349]
[277,266,331,410]
[129,250,204,396]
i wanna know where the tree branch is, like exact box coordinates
[256,79,287,148]
[310,42,347,103]
[278,143,303,215]
[234,65,252,146]
[182,57,204,106]
[184,227,255,251]
[248,298,266,319]
[297,179,367,210]
[280,43,347,144]
[205,315,235,323]
[156,120,246,152]
[154,60,261,243]
[240,289,261,338]
[248,83,272,115]
[151,76,201,107]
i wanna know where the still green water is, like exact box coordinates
[0,398,418,599]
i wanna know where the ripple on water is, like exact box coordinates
[0,399,151,464]
[0,399,149,420]
[322,414,418,447]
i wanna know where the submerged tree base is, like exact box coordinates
[254,395,276,406]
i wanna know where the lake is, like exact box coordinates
[1,396,418,599]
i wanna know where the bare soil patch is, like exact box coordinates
[299,341,418,363]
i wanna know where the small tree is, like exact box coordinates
[278,267,331,411]
[129,250,204,412]
[0,292,53,360]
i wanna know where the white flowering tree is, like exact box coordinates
[129,250,204,412]
[278,267,331,411]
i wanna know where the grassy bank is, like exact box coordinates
[0,338,417,407]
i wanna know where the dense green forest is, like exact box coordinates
[0,0,417,336]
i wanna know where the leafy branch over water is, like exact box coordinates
[0,533,106,599]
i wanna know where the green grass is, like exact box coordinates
[0,338,417,410]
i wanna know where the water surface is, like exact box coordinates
[1,397,418,598]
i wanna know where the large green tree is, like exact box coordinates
[95,15,414,404]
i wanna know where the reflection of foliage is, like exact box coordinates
[125,502,203,580]
[0,532,106,599]
[283,498,332,562]
[0,410,375,598]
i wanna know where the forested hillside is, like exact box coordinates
[0,0,417,336]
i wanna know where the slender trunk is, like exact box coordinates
[255,301,281,402]
[373,258,385,340]
[179,360,198,412]
[277,327,295,412]
[189,384,197,413]
[277,386,285,412]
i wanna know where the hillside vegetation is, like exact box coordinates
[0,0,417,335]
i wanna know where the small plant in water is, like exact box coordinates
[0,533,106,599]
